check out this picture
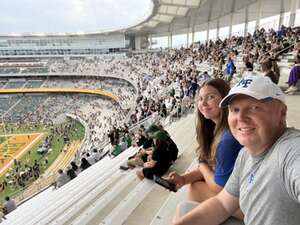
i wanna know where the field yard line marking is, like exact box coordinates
[0,133,44,175]
[15,133,44,160]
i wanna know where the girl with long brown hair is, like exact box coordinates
[167,78,242,213]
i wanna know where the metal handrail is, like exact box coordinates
[275,43,296,56]
[259,42,295,62]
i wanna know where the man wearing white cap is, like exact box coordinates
[172,75,300,225]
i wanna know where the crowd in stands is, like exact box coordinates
[0,77,133,147]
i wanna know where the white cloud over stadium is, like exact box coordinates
[0,0,152,34]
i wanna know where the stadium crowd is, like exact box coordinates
[52,25,300,188]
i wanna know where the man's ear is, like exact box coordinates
[279,103,287,125]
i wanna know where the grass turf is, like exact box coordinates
[0,119,85,204]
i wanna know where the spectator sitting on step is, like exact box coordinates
[124,130,132,148]
[80,157,91,171]
[91,148,101,163]
[66,165,77,180]
[86,153,95,165]
[54,169,70,189]
[119,135,130,152]
[70,161,80,175]
[166,78,243,220]
[127,124,159,169]
[293,40,300,55]
[136,130,173,180]
[285,54,300,94]
[3,196,17,215]
[133,129,147,147]
[260,59,279,84]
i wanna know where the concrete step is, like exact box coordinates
[123,141,197,225]
[67,112,196,225]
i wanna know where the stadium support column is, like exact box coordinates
[229,13,233,38]
[187,32,189,47]
[191,14,195,44]
[192,30,195,44]
[244,6,249,36]
[134,34,150,50]
[289,0,299,27]
[216,19,220,39]
[255,0,262,30]
[207,0,213,41]
[206,22,210,41]
[135,35,141,50]
[149,34,152,49]
[229,0,236,38]
[187,16,191,47]
[168,33,172,48]
[278,0,285,29]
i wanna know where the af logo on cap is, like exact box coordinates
[236,79,253,88]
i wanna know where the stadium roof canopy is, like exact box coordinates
[127,0,297,36]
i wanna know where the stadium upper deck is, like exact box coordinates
[0,33,127,57]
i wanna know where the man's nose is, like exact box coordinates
[236,108,250,121]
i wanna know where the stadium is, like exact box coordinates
[0,0,299,224]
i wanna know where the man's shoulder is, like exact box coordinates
[277,128,300,147]
[275,128,300,158]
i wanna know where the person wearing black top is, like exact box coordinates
[127,125,158,168]
[80,157,91,171]
[166,135,178,162]
[66,166,77,180]
[136,131,172,180]
[70,161,79,173]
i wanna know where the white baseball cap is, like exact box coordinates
[219,75,285,107]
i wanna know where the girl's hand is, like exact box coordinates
[167,171,185,189]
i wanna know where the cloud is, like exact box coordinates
[0,0,152,34]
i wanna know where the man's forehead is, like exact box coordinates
[228,94,266,106]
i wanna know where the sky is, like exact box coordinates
[0,0,152,34]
